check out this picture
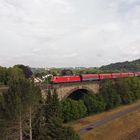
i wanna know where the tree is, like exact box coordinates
[0,67,41,140]
[32,105,47,140]
[46,116,65,140]
[14,64,33,78]
[63,126,80,140]
[60,69,73,76]
[0,66,9,85]
[126,77,140,100]
[26,82,41,140]
[100,80,122,110]
[116,79,133,104]
[0,79,27,139]
[44,90,62,123]
[44,90,80,140]
[82,94,105,114]
[61,99,87,122]
[46,117,80,140]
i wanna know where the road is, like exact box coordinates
[78,103,140,134]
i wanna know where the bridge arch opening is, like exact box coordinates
[66,88,93,100]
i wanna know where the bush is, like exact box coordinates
[82,94,105,114]
[64,126,80,140]
[100,83,122,110]
[100,77,140,108]
[115,78,140,104]
[61,99,87,122]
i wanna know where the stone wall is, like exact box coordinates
[51,81,100,100]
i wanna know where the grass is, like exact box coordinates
[121,128,140,140]
[80,110,140,140]
[68,100,140,140]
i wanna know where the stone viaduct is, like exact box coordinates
[0,81,100,100]
[41,81,100,100]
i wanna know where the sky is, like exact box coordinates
[0,0,140,67]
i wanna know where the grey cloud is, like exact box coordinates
[0,0,140,67]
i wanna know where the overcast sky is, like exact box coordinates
[0,0,140,67]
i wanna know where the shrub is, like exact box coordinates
[82,94,105,114]
[61,99,87,122]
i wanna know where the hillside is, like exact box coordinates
[100,59,140,72]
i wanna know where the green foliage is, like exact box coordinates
[14,64,33,78]
[0,66,9,85]
[63,126,80,140]
[0,66,80,139]
[0,77,30,120]
[100,77,140,109]
[115,77,140,104]
[100,81,122,110]
[116,79,133,104]
[82,94,105,114]
[45,90,62,122]
[60,69,73,76]
[32,106,48,140]
[27,82,42,107]
[0,66,25,85]
[61,99,87,122]
[130,78,140,99]
[46,117,65,140]
[0,68,41,139]
[44,90,80,140]
[45,117,80,140]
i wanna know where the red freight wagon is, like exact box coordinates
[112,73,121,78]
[128,72,135,77]
[81,74,99,81]
[120,73,130,77]
[138,72,140,76]
[134,72,140,77]
[51,76,81,83]
[99,74,112,79]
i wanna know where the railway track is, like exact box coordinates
[78,103,140,134]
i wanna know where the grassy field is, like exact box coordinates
[121,128,140,140]
[69,100,140,140]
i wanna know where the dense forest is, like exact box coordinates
[100,59,140,72]
[0,66,80,140]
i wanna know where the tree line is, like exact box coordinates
[0,65,32,85]
[100,59,140,72]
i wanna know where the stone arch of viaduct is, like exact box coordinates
[52,81,100,100]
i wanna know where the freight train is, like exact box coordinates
[51,72,140,84]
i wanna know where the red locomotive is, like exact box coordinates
[51,76,81,83]
[51,72,140,84]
